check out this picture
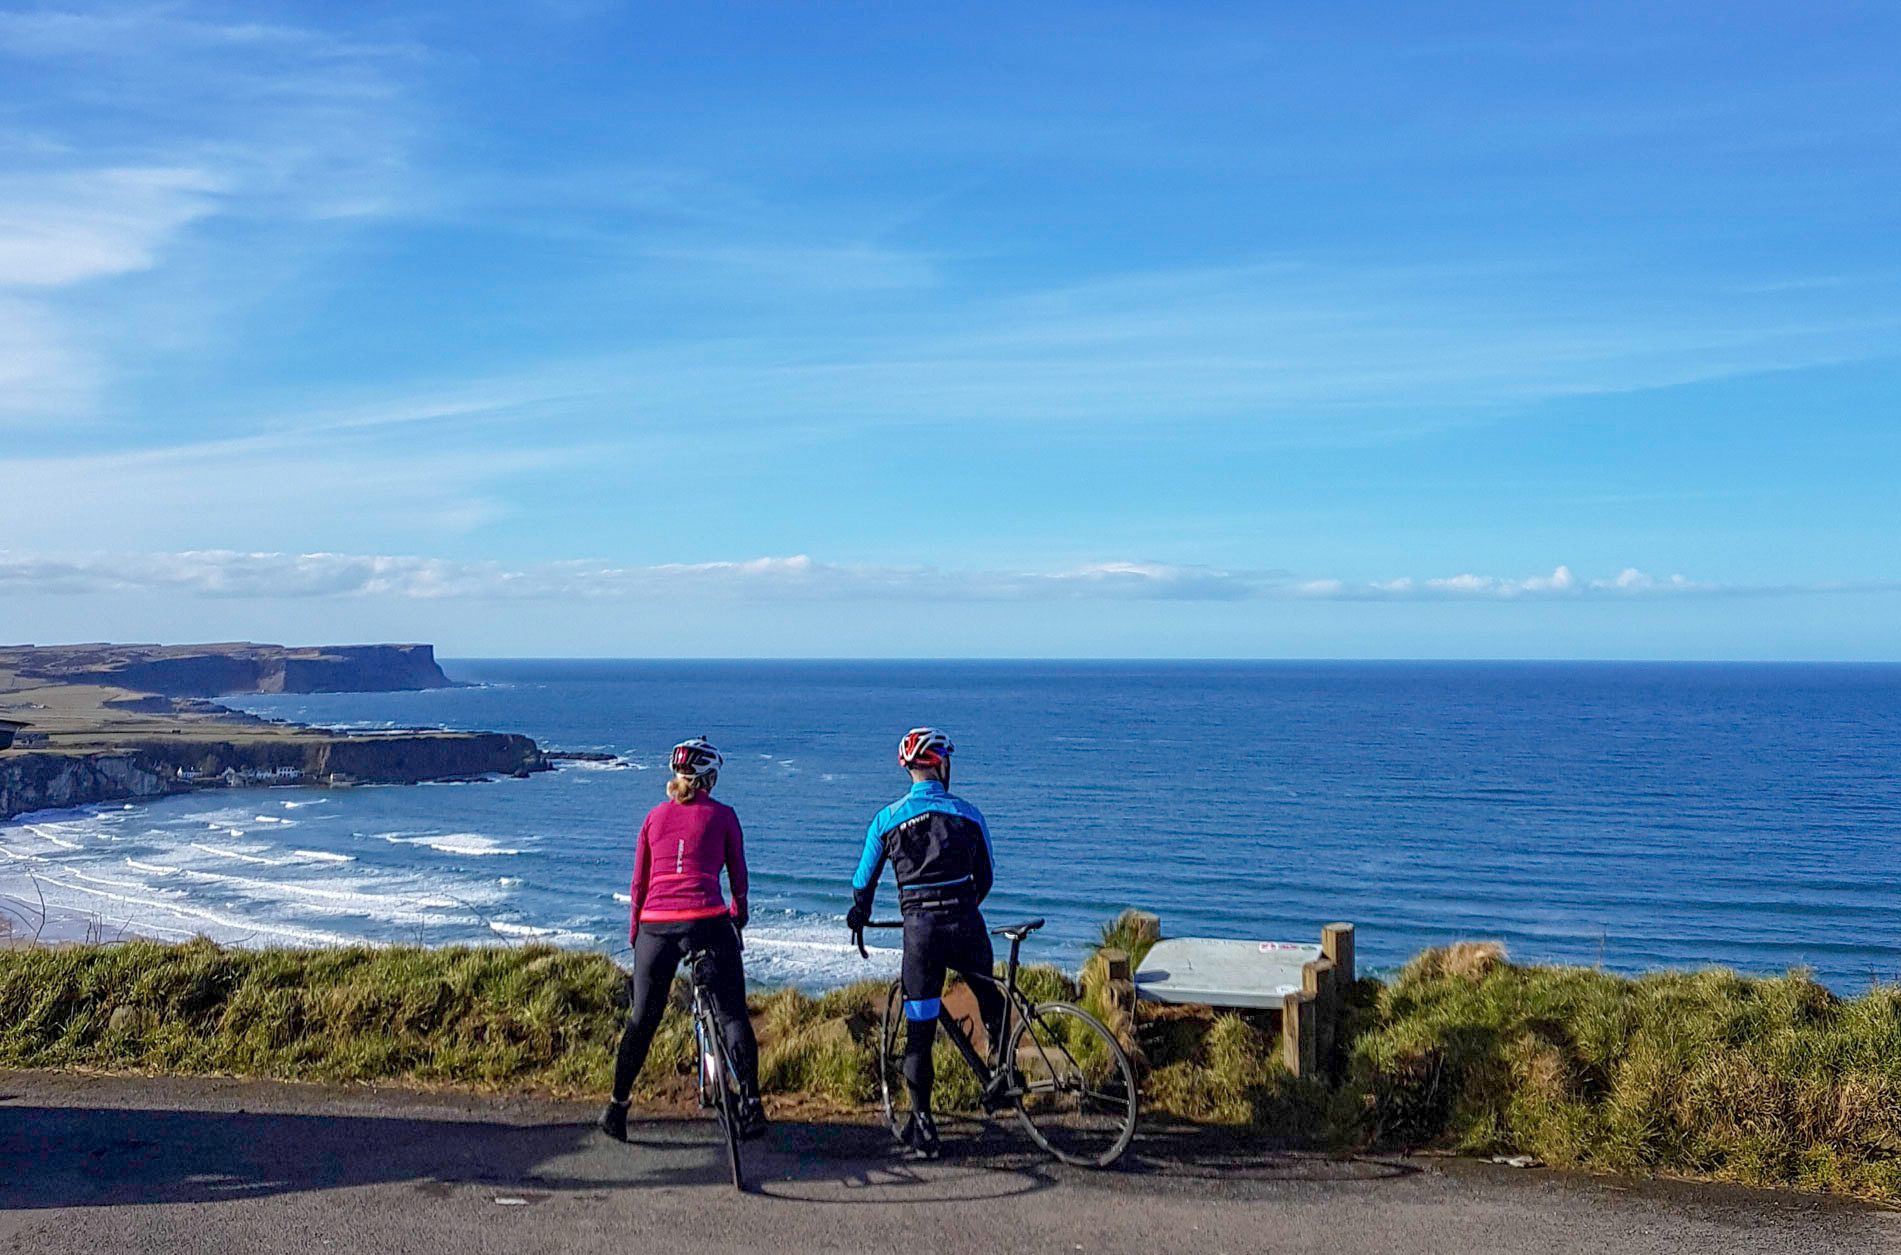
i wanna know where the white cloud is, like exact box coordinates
[0,167,225,287]
[0,294,94,412]
[0,7,421,422]
[1422,565,1577,597]
[0,426,561,553]
[0,551,1851,605]
[482,254,1896,446]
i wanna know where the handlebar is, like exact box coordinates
[853,919,902,959]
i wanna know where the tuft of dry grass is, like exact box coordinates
[1343,947,1901,1199]
[1400,940,1508,984]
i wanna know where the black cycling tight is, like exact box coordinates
[901,906,1007,1112]
[613,915,759,1104]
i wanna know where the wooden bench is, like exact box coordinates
[1094,916,1354,1080]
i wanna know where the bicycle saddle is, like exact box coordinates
[991,918,1046,941]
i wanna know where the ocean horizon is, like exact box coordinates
[3,659,1897,994]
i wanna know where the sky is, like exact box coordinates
[1,1,1897,658]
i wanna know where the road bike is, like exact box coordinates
[685,947,746,1191]
[857,917,1139,1168]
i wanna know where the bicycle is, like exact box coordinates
[856,917,1139,1168]
[684,947,746,1192]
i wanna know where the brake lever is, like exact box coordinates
[853,926,868,959]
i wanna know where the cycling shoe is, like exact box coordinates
[898,1111,940,1161]
[737,1097,770,1141]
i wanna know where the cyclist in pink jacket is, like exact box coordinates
[600,737,765,1143]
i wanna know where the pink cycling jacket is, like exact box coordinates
[628,794,748,939]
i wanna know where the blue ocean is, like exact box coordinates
[5,661,1898,993]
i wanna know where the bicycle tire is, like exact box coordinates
[719,1075,743,1192]
[697,1001,745,1192]
[876,979,915,1137]
[1009,1001,1139,1168]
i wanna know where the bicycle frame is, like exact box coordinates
[870,922,1036,1104]
[864,915,1140,1168]
[692,984,719,1101]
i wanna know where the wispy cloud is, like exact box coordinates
[0,5,421,422]
[2,552,1872,604]
[416,254,1896,445]
[641,244,945,292]
[0,166,225,287]
[0,423,573,552]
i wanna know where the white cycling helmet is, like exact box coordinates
[670,736,723,782]
[898,727,954,769]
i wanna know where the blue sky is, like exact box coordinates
[1,1,1897,657]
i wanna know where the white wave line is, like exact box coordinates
[191,843,287,866]
[161,865,465,910]
[748,935,900,956]
[24,872,365,946]
[69,869,182,894]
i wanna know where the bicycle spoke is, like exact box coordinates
[1010,1002,1139,1168]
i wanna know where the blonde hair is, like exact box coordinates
[666,771,713,803]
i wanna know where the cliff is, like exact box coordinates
[0,734,546,821]
[0,640,546,822]
[0,642,455,697]
[0,752,176,817]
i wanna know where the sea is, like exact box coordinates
[3,661,1898,993]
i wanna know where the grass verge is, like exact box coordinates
[4,932,1898,1202]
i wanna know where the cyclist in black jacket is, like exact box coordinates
[847,727,1005,1160]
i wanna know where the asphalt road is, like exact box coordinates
[1,1072,1892,1254]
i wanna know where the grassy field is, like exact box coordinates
[3,931,1897,1201]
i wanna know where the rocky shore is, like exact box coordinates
[0,641,547,821]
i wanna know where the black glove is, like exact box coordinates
[732,905,748,932]
[845,902,870,933]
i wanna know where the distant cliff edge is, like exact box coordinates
[0,642,457,697]
[0,642,546,823]
[0,732,546,821]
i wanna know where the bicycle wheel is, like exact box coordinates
[877,979,916,1137]
[699,1005,745,1192]
[1009,1001,1139,1168]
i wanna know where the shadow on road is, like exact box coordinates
[750,1119,1056,1204]
[0,1104,738,1210]
[1,1102,1419,1212]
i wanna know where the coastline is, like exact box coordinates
[0,641,549,823]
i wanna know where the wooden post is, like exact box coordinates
[1118,909,1161,949]
[1322,922,1355,987]
[1281,990,1317,1078]
[1089,948,1139,1059]
[1303,957,1336,1077]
